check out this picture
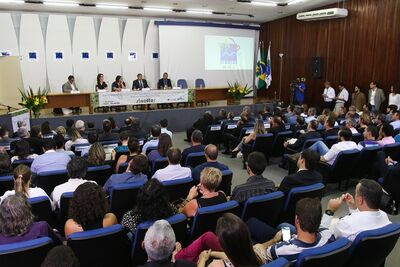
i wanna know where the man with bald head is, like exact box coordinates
[191,144,229,182]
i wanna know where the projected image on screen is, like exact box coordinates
[205,35,254,70]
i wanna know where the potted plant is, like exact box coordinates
[18,87,49,118]
[227,81,253,105]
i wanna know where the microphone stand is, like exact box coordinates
[0,103,19,113]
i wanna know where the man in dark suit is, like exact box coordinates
[322,116,339,138]
[157,72,172,89]
[132,73,149,90]
[278,149,323,197]
[181,130,206,165]
[285,120,321,153]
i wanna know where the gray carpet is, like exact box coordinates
[172,131,400,267]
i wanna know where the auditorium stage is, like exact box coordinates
[28,103,271,132]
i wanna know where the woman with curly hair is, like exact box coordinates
[65,182,117,236]
[0,194,57,244]
[147,133,173,163]
[86,142,106,166]
[121,179,177,232]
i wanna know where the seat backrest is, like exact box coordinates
[0,237,54,266]
[177,79,188,89]
[115,150,129,163]
[302,138,323,150]
[190,200,239,241]
[284,183,325,225]
[58,192,74,231]
[71,143,90,156]
[216,170,233,196]
[67,224,131,267]
[151,157,169,176]
[383,143,400,161]
[295,237,351,267]
[85,165,113,187]
[260,258,289,267]
[324,136,338,148]
[185,152,206,168]
[351,133,363,144]
[346,223,400,267]
[0,175,13,196]
[195,78,205,88]
[146,146,158,156]
[162,177,194,204]
[331,149,360,181]
[241,191,285,227]
[36,170,68,196]
[203,125,222,146]
[356,146,381,178]
[118,162,129,173]
[109,181,145,222]
[11,159,34,169]
[252,133,275,159]
[131,214,188,266]
[272,131,293,157]
[28,196,54,226]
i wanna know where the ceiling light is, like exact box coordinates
[96,3,129,9]
[251,1,278,6]
[44,1,79,7]
[143,7,173,12]
[0,0,24,3]
[186,10,213,15]
[287,0,305,5]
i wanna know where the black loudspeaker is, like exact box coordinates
[311,57,323,79]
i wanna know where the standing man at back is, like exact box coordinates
[334,83,349,113]
[368,81,386,112]
[322,81,335,110]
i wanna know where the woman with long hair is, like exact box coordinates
[115,137,140,172]
[232,119,266,157]
[65,182,117,236]
[87,142,106,166]
[41,121,56,137]
[0,165,54,209]
[111,75,126,92]
[96,73,108,91]
[148,133,173,163]
[11,139,38,163]
[64,128,88,151]
[121,179,177,232]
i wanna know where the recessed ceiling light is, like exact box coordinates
[0,0,24,3]
[186,10,213,15]
[287,0,305,5]
[143,7,173,12]
[251,1,278,6]
[96,3,129,9]
[43,1,79,7]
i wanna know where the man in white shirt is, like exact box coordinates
[321,179,391,241]
[322,81,336,110]
[309,128,358,165]
[142,125,161,155]
[345,119,359,134]
[160,118,172,137]
[334,84,349,113]
[390,111,400,130]
[51,157,96,208]
[152,147,191,182]
[305,107,317,124]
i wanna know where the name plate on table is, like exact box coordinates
[98,90,189,106]
[70,91,80,94]
[97,89,107,93]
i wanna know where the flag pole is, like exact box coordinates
[279,52,284,101]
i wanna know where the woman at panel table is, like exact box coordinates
[95,73,108,91]
[111,75,126,92]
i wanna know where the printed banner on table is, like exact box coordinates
[98,90,189,106]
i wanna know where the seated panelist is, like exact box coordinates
[157,72,172,89]
[111,75,126,92]
[62,75,79,93]
[132,73,149,90]
[95,73,108,91]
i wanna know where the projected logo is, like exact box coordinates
[220,38,240,65]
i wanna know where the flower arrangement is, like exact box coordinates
[18,87,49,118]
[227,81,253,101]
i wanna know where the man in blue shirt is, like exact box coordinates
[31,139,71,174]
[142,125,161,155]
[191,144,229,182]
[103,154,148,194]
[181,130,206,166]
[294,78,306,105]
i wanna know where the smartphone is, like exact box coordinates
[282,227,291,242]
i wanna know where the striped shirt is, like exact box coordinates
[266,229,334,262]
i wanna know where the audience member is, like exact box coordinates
[87,142,106,166]
[86,121,96,133]
[278,149,322,196]
[75,120,86,138]
[41,245,80,267]
[148,133,173,163]
[358,113,371,133]
[180,167,226,217]
[128,117,147,139]
[234,119,265,157]
[214,109,227,124]
[111,131,129,161]
[285,120,321,152]
[191,144,228,182]
[309,128,357,165]
[51,157,95,208]
[181,130,206,165]
[142,220,195,267]
[358,125,379,149]
[27,125,44,155]
[344,119,358,134]
[65,128,88,151]
[65,119,74,136]
[121,179,177,232]
[41,121,56,137]
[53,134,75,157]
[103,154,148,194]
[108,117,118,130]
[390,111,400,130]
[247,198,333,263]
[65,182,117,236]
[222,114,248,154]
[152,147,191,182]
[10,139,38,163]
[305,107,317,124]
[55,126,67,137]
[120,117,133,133]
[0,194,59,245]
[142,124,162,154]
[377,123,395,147]
[322,116,339,138]
[31,139,71,174]
[116,137,140,172]
[231,152,275,203]
[321,179,391,241]
[160,118,173,137]
[98,119,119,141]
[0,153,11,176]
[267,116,285,135]
[186,112,214,141]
